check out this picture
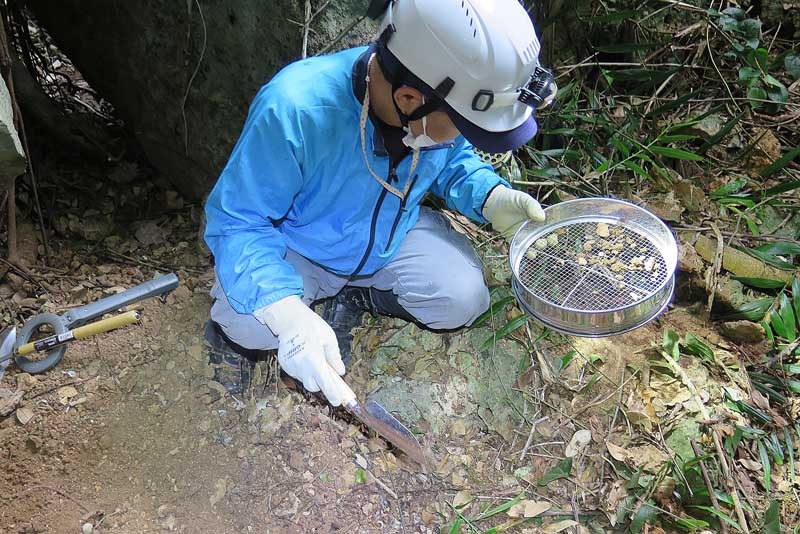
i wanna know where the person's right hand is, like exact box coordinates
[255,295,355,406]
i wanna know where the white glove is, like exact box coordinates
[482,186,545,241]
[254,295,355,407]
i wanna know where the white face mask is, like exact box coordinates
[402,97,438,150]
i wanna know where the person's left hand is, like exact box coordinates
[482,186,545,241]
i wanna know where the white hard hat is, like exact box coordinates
[368,0,557,153]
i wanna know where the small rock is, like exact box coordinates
[288,451,304,470]
[0,388,24,417]
[720,320,766,344]
[82,523,94,534]
[274,492,300,518]
[15,373,37,392]
[209,478,227,507]
[160,514,177,531]
[98,434,113,451]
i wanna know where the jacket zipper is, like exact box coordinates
[384,174,418,253]
[350,162,397,277]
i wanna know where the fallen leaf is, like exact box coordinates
[544,520,578,532]
[15,406,34,425]
[452,490,473,510]
[421,511,437,525]
[507,500,551,518]
[628,445,670,472]
[739,458,762,471]
[565,429,592,458]
[56,386,79,405]
[606,441,629,462]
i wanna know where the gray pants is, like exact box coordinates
[210,208,490,350]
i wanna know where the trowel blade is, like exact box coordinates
[0,326,16,381]
[360,398,427,468]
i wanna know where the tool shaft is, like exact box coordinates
[16,311,141,357]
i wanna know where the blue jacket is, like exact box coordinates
[204,46,510,314]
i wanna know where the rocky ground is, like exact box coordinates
[0,163,786,534]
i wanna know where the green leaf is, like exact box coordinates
[786,427,796,481]
[689,506,740,530]
[779,292,798,341]
[559,350,576,370]
[355,468,366,484]
[747,86,768,107]
[538,457,573,486]
[739,66,761,82]
[710,178,748,198]
[649,145,704,161]
[760,146,800,178]
[758,440,771,492]
[476,493,524,521]
[786,53,800,80]
[699,112,744,154]
[731,276,787,289]
[737,245,797,270]
[729,298,773,321]
[481,314,530,351]
[745,47,769,70]
[683,333,715,361]
[630,502,658,533]
[658,134,699,142]
[675,517,710,529]
[763,179,800,198]
[473,296,515,327]
[793,276,800,324]
[623,160,652,181]
[448,517,463,534]
[770,307,790,339]
[756,241,800,256]
[662,329,680,359]
[763,500,781,534]
[738,19,762,40]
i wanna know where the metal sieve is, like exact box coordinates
[509,198,678,337]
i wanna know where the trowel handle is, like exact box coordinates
[63,273,179,327]
[16,311,141,357]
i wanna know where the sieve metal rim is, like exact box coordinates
[509,198,678,316]
[512,275,675,337]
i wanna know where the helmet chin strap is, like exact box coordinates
[391,81,441,129]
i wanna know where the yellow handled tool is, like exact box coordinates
[1,311,141,363]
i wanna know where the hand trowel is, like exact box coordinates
[332,373,428,468]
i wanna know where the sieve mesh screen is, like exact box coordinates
[515,221,669,311]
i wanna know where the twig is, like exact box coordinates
[691,439,730,534]
[766,338,800,369]
[181,0,207,156]
[301,0,311,59]
[518,416,548,461]
[366,467,398,499]
[16,485,90,513]
[705,222,724,315]
[316,15,367,56]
